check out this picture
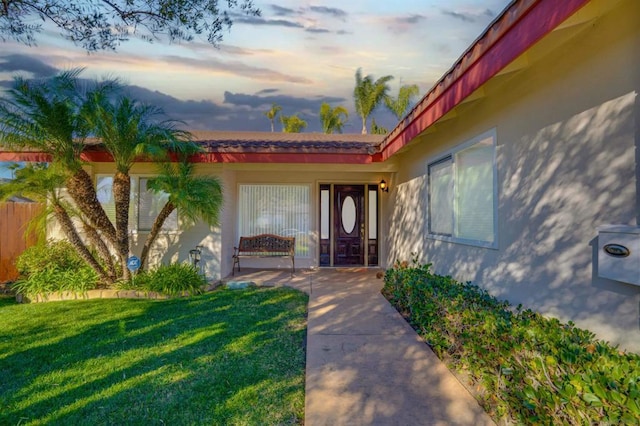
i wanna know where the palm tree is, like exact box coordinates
[139,161,223,270]
[281,114,307,133]
[385,83,420,120]
[319,102,349,134]
[353,68,393,134]
[0,69,120,256]
[0,69,211,285]
[264,103,282,132]
[84,93,195,281]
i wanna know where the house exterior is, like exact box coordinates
[1,0,638,351]
[382,0,640,352]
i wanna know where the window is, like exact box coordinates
[138,178,177,231]
[428,131,496,246]
[238,184,310,257]
[96,175,178,232]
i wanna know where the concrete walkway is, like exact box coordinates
[226,268,494,426]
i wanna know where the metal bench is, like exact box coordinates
[232,234,295,276]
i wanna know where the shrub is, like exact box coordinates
[12,240,99,296]
[120,263,206,297]
[15,240,87,276]
[383,259,640,424]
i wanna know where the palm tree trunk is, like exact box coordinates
[66,168,118,248]
[82,222,117,279]
[52,204,112,285]
[361,117,368,134]
[112,171,131,281]
[139,201,176,271]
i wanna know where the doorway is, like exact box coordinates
[319,184,379,267]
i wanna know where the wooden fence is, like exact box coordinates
[0,202,42,283]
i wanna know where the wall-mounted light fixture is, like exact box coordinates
[379,179,389,192]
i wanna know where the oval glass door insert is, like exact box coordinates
[342,196,356,234]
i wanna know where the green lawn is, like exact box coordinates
[0,288,308,425]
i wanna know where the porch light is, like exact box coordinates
[380,180,389,192]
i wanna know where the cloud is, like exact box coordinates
[0,54,58,78]
[0,53,398,133]
[396,14,427,25]
[221,90,377,132]
[442,8,497,23]
[162,55,313,84]
[223,91,345,112]
[231,14,304,28]
[309,6,348,20]
[306,28,331,34]
[384,14,427,33]
[442,10,474,23]
[256,88,279,95]
[270,4,299,17]
[218,45,263,56]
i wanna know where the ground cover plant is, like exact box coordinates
[0,287,307,425]
[383,258,640,425]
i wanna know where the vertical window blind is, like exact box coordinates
[429,158,454,235]
[428,132,495,244]
[238,184,310,257]
[455,137,494,242]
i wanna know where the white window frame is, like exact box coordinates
[427,129,498,249]
[96,174,178,233]
[237,183,311,258]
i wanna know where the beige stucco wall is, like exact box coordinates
[223,166,392,274]
[388,0,640,351]
[59,161,392,281]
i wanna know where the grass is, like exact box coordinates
[0,287,308,425]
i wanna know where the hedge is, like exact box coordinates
[382,260,640,424]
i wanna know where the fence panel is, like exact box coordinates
[0,202,42,283]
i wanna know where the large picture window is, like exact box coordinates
[96,175,178,232]
[428,131,496,246]
[238,184,310,257]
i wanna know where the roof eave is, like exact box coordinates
[379,0,591,161]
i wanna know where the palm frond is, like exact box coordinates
[386,84,420,119]
[353,68,393,134]
[147,162,223,228]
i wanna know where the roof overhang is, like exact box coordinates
[379,0,591,161]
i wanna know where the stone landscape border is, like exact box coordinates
[15,283,223,303]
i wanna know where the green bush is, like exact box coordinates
[383,259,640,424]
[15,240,87,276]
[12,240,99,296]
[120,263,206,297]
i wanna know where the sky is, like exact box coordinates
[0,0,511,178]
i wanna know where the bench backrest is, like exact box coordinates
[237,234,295,255]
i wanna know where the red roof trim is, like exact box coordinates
[379,0,590,161]
[0,152,52,162]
